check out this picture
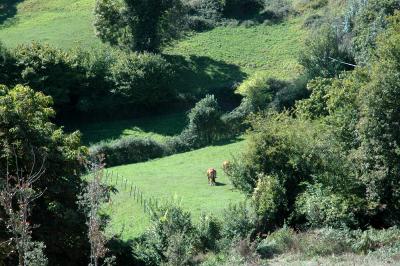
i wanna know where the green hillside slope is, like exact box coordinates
[103,140,246,239]
[0,0,101,48]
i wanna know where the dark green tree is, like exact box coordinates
[94,0,187,52]
[356,12,400,226]
[0,84,89,265]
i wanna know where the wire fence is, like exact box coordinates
[102,170,162,215]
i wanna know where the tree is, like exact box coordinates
[299,25,354,79]
[0,84,89,265]
[186,94,223,145]
[355,12,400,226]
[0,151,48,266]
[78,157,114,266]
[108,51,175,105]
[94,0,187,52]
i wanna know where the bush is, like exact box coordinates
[256,226,295,258]
[221,97,254,136]
[252,174,287,229]
[220,202,256,240]
[296,183,361,228]
[227,112,360,228]
[89,137,167,167]
[186,16,216,31]
[9,42,116,119]
[263,0,294,21]
[0,42,17,85]
[343,0,400,65]
[134,201,198,265]
[109,51,176,106]
[186,94,224,146]
[197,213,222,252]
[299,25,354,79]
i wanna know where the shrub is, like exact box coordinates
[0,42,17,85]
[263,0,294,21]
[299,25,354,79]
[89,137,167,167]
[295,183,361,228]
[252,174,287,229]
[343,0,400,65]
[256,226,295,258]
[197,213,222,252]
[109,51,176,106]
[220,202,256,240]
[134,201,198,265]
[10,43,114,118]
[227,112,360,228]
[186,94,224,146]
[303,14,324,28]
[236,74,289,110]
[221,97,254,136]
[186,16,216,31]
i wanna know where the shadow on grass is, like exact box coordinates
[214,181,227,186]
[164,54,247,95]
[0,0,23,25]
[77,112,187,145]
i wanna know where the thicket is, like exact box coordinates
[0,42,180,121]
[227,12,400,233]
[0,84,89,265]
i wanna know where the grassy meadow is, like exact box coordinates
[0,0,102,48]
[102,140,246,239]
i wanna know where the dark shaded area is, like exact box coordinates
[107,238,142,266]
[164,54,247,98]
[0,0,23,24]
[67,112,188,145]
[214,181,227,186]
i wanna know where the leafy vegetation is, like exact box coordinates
[1,0,400,265]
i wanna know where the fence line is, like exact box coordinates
[103,170,163,215]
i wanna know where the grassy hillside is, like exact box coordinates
[165,18,305,88]
[0,0,101,48]
[0,0,306,92]
[102,140,246,239]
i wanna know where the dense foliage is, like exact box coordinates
[228,12,400,231]
[0,42,180,121]
[94,0,187,52]
[0,85,89,265]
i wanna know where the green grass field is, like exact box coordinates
[165,18,306,90]
[102,140,246,240]
[0,0,102,48]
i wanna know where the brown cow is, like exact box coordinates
[222,160,231,173]
[207,168,217,186]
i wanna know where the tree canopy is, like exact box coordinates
[94,0,187,52]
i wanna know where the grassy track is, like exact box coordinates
[103,140,246,240]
